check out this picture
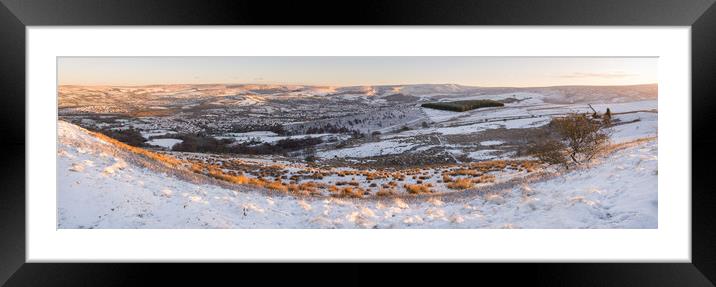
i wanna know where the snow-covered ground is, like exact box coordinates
[57,121,657,229]
[610,112,658,143]
[146,138,183,149]
[480,140,504,146]
[318,139,419,159]
[468,149,500,161]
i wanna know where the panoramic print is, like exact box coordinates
[57,57,658,228]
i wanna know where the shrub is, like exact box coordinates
[442,174,453,183]
[331,186,364,198]
[207,169,251,185]
[328,185,339,193]
[528,137,568,166]
[287,184,299,193]
[527,113,610,167]
[404,183,432,194]
[448,168,480,176]
[265,181,288,192]
[550,113,611,164]
[336,181,359,187]
[298,182,322,193]
[469,160,508,172]
[474,174,496,183]
[376,188,396,197]
[447,178,474,190]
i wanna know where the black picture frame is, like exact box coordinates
[1,0,715,286]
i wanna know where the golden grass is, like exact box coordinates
[328,185,339,193]
[474,174,496,183]
[469,160,507,172]
[442,174,453,183]
[468,160,540,173]
[330,186,364,198]
[404,183,432,194]
[448,168,481,176]
[93,127,544,198]
[446,178,474,190]
[297,182,322,193]
[265,180,288,192]
[376,188,397,197]
[91,131,183,168]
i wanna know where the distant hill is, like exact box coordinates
[525,84,657,104]
[58,83,657,113]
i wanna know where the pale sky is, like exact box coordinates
[58,57,657,87]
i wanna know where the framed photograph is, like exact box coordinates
[1,0,715,286]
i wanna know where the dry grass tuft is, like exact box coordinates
[265,180,288,192]
[376,188,397,197]
[442,174,453,183]
[404,183,432,194]
[447,178,474,190]
[474,174,496,184]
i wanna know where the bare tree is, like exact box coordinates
[528,113,611,167]
[528,136,568,166]
[551,113,611,164]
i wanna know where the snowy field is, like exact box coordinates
[57,121,657,228]
[146,138,182,149]
[319,99,656,160]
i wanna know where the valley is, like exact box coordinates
[58,83,657,197]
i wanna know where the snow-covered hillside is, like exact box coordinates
[57,121,657,228]
[59,83,657,111]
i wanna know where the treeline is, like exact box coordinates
[171,134,323,155]
[90,127,147,147]
[421,100,504,112]
[304,123,352,135]
[288,122,360,136]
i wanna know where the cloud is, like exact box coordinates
[558,72,636,79]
